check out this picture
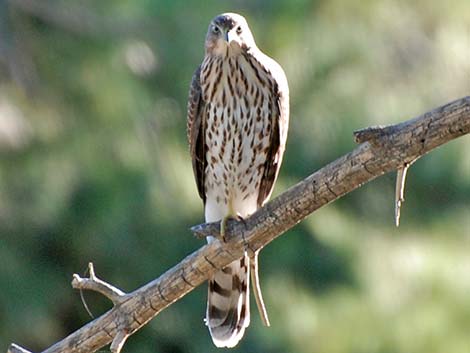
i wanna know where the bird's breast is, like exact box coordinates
[201,54,274,216]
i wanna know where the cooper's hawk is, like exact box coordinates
[187,13,289,348]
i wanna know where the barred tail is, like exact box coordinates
[206,254,250,348]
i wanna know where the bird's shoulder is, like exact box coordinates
[249,48,289,95]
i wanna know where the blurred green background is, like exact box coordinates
[1,0,469,352]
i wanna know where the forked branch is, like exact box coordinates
[8,96,470,353]
[72,262,126,305]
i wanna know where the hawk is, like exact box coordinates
[187,13,289,348]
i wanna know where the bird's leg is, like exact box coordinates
[250,250,271,327]
[219,215,231,242]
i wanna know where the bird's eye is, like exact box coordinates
[236,26,242,34]
[212,25,220,34]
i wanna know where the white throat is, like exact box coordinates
[211,40,244,57]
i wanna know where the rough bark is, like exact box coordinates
[8,96,470,353]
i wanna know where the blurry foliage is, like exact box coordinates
[0,0,469,352]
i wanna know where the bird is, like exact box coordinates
[187,12,289,348]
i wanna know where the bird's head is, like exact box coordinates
[205,13,256,56]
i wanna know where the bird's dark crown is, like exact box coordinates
[213,15,236,30]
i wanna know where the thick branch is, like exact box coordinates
[8,97,470,353]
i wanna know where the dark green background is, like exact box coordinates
[1,0,469,352]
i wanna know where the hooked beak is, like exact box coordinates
[224,29,236,43]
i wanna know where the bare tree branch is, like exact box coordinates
[109,330,129,353]
[8,96,470,353]
[72,263,126,305]
[394,160,415,227]
[7,344,32,353]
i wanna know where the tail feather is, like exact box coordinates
[207,254,250,348]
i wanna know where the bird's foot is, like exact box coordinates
[234,213,247,226]
[192,214,247,242]
[218,214,246,243]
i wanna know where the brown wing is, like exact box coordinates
[187,65,206,203]
[256,59,289,207]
